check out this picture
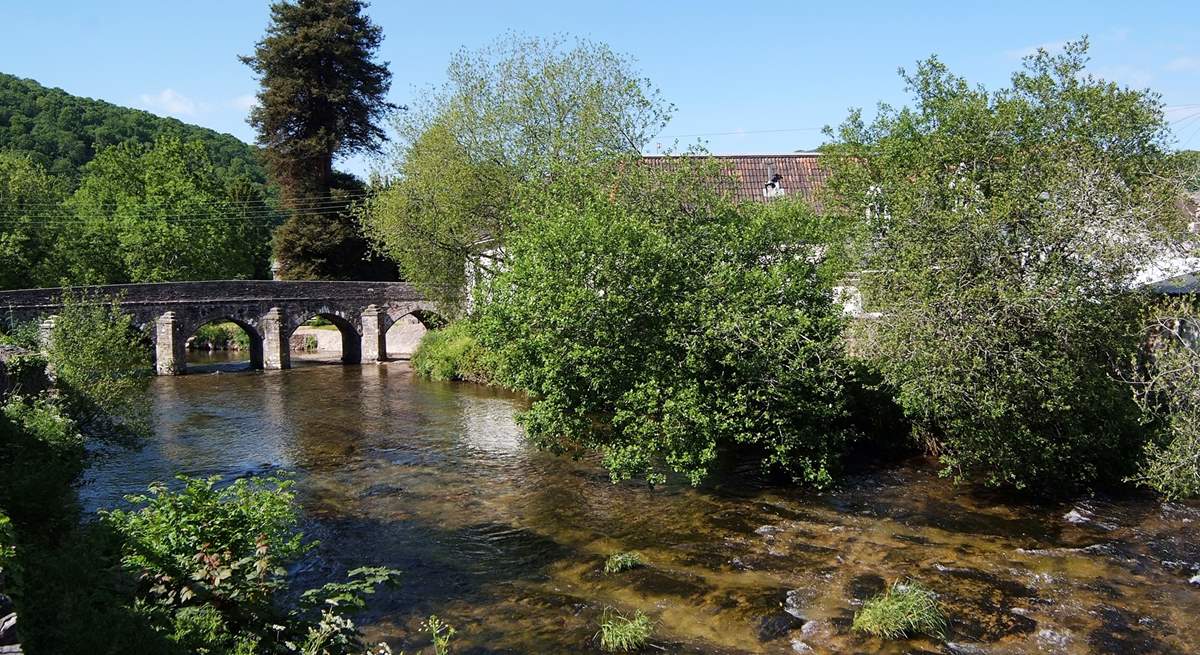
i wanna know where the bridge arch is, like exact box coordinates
[381,307,447,360]
[183,315,264,370]
[288,311,361,364]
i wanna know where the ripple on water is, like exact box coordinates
[80,360,1200,654]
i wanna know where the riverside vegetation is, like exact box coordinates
[1,15,1199,654]
[0,294,446,654]
[392,39,1200,500]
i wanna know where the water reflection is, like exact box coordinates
[82,358,1200,654]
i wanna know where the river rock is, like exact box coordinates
[0,613,16,646]
[0,345,48,398]
[784,587,818,619]
[1190,573,1200,585]
[790,640,814,653]
[757,610,804,642]
[1063,508,1090,524]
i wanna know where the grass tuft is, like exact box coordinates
[603,551,644,574]
[852,580,946,640]
[597,609,653,652]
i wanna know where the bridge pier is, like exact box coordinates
[155,311,186,375]
[360,304,388,363]
[261,307,291,370]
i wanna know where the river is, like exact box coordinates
[80,354,1200,654]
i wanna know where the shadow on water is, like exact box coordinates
[81,360,1200,654]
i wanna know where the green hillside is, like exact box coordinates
[0,72,264,182]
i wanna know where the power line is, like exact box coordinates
[0,206,355,226]
[0,191,376,210]
[659,105,1200,141]
[659,127,824,139]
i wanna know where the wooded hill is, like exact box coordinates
[0,72,264,183]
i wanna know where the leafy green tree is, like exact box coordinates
[361,34,673,309]
[1172,149,1200,192]
[821,39,1183,492]
[475,159,852,486]
[0,152,69,289]
[47,290,152,438]
[65,137,275,283]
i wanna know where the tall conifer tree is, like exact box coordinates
[242,0,397,279]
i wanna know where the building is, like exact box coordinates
[640,153,827,205]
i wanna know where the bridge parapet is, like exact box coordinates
[0,281,439,375]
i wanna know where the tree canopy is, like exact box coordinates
[241,0,394,201]
[361,34,673,309]
[61,137,277,284]
[822,39,1185,492]
[474,159,853,486]
[0,152,70,289]
[0,72,265,184]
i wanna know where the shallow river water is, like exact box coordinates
[81,356,1200,654]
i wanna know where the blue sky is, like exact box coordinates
[4,1,1200,176]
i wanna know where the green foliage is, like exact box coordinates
[0,350,49,399]
[0,510,13,572]
[64,136,276,284]
[411,322,498,384]
[603,551,643,574]
[1173,150,1200,192]
[476,159,852,486]
[0,151,70,289]
[362,33,673,310]
[0,396,83,530]
[852,581,946,640]
[0,72,266,183]
[241,0,393,201]
[822,38,1180,492]
[48,290,151,437]
[190,322,252,351]
[1130,296,1200,498]
[596,609,653,652]
[423,615,455,655]
[104,475,399,654]
[270,178,397,281]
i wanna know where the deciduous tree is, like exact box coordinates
[475,159,852,486]
[361,34,673,309]
[822,39,1185,492]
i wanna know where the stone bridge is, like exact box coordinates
[0,281,440,375]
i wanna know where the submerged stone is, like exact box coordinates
[756,611,804,642]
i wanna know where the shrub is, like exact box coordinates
[1131,296,1200,498]
[411,322,497,384]
[0,397,84,529]
[597,609,653,652]
[476,160,852,486]
[47,290,152,438]
[103,475,398,654]
[852,581,946,640]
[603,551,643,574]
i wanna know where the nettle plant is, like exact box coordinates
[104,475,398,655]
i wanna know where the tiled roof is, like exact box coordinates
[641,153,827,205]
